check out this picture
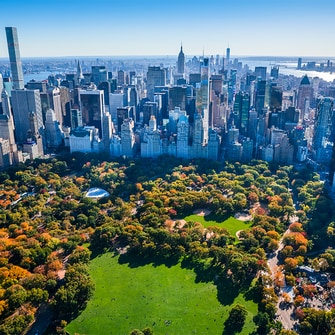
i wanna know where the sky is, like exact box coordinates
[1,0,335,58]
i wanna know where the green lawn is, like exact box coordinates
[66,253,257,335]
[183,214,252,238]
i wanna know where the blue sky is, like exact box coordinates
[0,0,334,58]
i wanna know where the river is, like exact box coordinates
[22,56,335,83]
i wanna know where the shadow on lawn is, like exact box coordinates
[180,257,255,307]
[118,251,180,268]
[105,251,258,310]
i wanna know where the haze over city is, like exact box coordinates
[1,0,335,58]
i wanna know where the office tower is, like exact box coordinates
[269,85,283,112]
[313,97,335,163]
[297,58,302,70]
[44,109,63,148]
[70,109,83,129]
[189,73,201,88]
[26,80,47,93]
[146,66,166,101]
[109,92,124,126]
[168,107,184,135]
[168,86,186,111]
[0,138,13,168]
[116,107,133,133]
[59,86,72,126]
[0,89,20,164]
[226,141,242,161]
[5,27,24,90]
[141,101,158,126]
[98,81,111,106]
[22,111,44,158]
[11,89,44,145]
[79,89,105,137]
[227,69,237,104]
[127,86,138,109]
[129,71,136,85]
[210,75,223,97]
[39,87,63,126]
[256,108,269,147]
[255,79,266,114]
[141,116,161,158]
[177,44,185,75]
[255,67,267,81]
[242,139,254,162]
[196,58,210,145]
[120,118,135,157]
[91,66,107,86]
[233,92,250,135]
[76,60,84,85]
[270,66,279,79]
[101,111,113,153]
[0,75,3,103]
[297,75,313,119]
[176,112,189,158]
[226,47,230,67]
[118,70,125,86]
[248,109,258,140]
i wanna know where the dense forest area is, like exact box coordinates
[0,153,333,334]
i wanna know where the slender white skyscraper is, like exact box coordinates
[196,58,210,145]
[5,27,24,90]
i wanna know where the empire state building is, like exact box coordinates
[177,44,185,75]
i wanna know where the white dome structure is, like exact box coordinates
[85,187,110,199]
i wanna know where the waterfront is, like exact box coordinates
[19,56,335,83]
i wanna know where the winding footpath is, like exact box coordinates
[267,228,297,331]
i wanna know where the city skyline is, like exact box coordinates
[1,0,335,58]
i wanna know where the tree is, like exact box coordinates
[129,330,144,335]
[253,312,271,335]
[284,257,298,272]
[52,264,94,319]
[224,304,247,334]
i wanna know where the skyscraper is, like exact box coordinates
[177,44,185,75]
[5,27,24,90]
[146,66,166,101]
[297,75,313,120]
[79,89,105,137]
[313,97,335,163]
[11,89,44,145]
[255,67,267,81]
[196,58,210,145]
[226,47,230,68]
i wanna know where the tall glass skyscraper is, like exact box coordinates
[5,27,24,90]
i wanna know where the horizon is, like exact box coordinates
[1,1,335,58]
[1,55,335,62]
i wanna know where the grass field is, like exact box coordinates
[66,253,257,335]
[183,214,252,238]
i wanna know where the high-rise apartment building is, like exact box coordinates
[5,27,24,90]
[196,58,210,145]
[313,97,335,163]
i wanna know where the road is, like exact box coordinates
[24,303,54,335]
[267,228,297,331]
